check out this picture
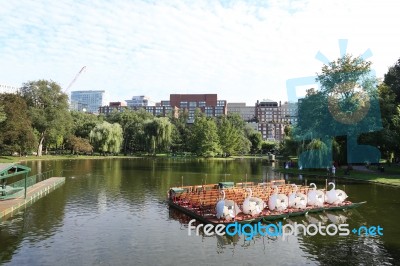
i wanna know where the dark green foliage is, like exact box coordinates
[190,114,221,157]
[20,80,72,156]
[384,58,400,103]
[66,135,93,154]
[0,94,36,155]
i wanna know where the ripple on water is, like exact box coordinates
[1,158,399,265]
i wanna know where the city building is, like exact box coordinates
[99,93,227,122]
[227,102,256,122]
[255,99,298,141]
[70,101,89,112]
[99,101,178,117]
[144,105,178,117]
[98,102,127,114]
[125,96,149,107]
[71,90,105,113]
[169,94,227,122]
[0,84,19,94]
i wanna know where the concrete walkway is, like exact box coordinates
[0,177,65,221]
[350,165,375,172]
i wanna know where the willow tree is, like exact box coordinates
[89,121,123,155]
[143,117,172,155]
[107,109,154,154]
[20,80,72,156]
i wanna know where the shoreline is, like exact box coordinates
[4,155,399,186]
[275,167,400,187]
[0,154,275,164]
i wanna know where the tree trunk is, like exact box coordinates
[37,133,45,156]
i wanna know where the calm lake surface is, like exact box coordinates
[0,158,399,265]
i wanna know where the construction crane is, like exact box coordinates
[64,66,86,93]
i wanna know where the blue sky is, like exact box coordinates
[1,0,400,105]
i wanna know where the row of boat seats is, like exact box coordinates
[174,182,317,207]
[175,179,286,194]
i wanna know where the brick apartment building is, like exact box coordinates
[99,94,226,121]
[255,99,297,141]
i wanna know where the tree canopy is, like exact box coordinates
[89,121,123,154]
[19,80,72,156]
[0,94,36,155]
[294,54,382,167]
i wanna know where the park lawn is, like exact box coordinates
[277,167,400,186]
[0,154,141,163]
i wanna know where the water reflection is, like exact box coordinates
[0,158,398,265]
[168,200,394,265]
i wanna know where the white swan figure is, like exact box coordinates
[326,182,340,204]
[292,193,307,209]
[243,188,264,216]
[268,185,288,211]
[314,190,325,207]
[289,184,307,209]
[307,183,324,207]
[276,193,289,211]
[307,183,317,205]
[288,184,297,208]
[268,186,277,211]
[216,190,241,220]
[335,188,348,203]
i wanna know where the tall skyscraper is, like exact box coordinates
[71,90,105,113]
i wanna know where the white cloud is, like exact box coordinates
[0,0,400,105]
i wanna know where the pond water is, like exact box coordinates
[0,158,399,265]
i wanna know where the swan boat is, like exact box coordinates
[167,180,366,225]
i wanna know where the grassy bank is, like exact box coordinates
[0,154,144,164]
[0,153,245,164]
[276,167,400,186]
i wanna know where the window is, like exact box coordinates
[217,100,226,106]
[198,101,206,107]
[205,106,213,117]
[189,101,197,107]
[180,101,188,108]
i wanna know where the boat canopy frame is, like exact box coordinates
[0,163,31,199]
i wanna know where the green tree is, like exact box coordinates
[89,121,123,154]
[226,113,246,131]
[71,111,101,139]
[294,55,379,167]
[217,116,244,156]
[169,109,190,153]
[244,125,262,154]
[0,105,6,124]
[106,109,155,154]
[143,117,172,154]
[384,58,400,102]
[190,114,221,157]
[19,80,72,156]
[359,83,400,160]
[0,94,36,155]
[261,141,278,154]
[66,135,93,154]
